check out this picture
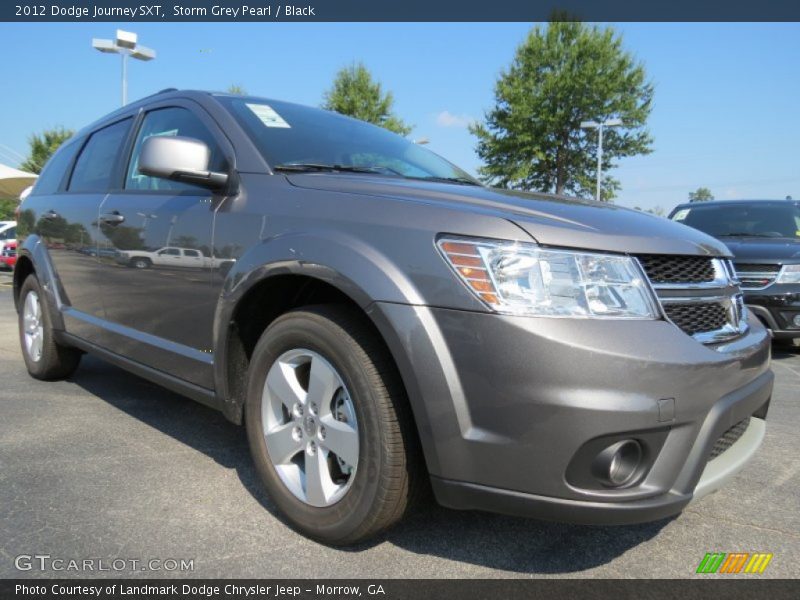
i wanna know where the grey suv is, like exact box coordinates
[15,90,772,545]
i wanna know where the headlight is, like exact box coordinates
[776,264,800,284]
[437,237,660,319]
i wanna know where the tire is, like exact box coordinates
[18,274,81,380]
[245,305,422,545]
[130,257,151,269]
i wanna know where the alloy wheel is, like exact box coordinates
[22,291,44,362]
[261,349,359,507]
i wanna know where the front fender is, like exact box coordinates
[212,229,425,421]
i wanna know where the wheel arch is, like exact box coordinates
[13,236,66,331]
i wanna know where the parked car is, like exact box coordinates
[78,247,120,259]
[0,221,16,245]
[14,90,773,545]
[669,200,800,347]
[0,240,16,269]
[118,246,223,269]
[0,222,17,270]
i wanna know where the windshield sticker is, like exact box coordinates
[246,103,291,128]
[146,129,179,138]
[672,208,690,221]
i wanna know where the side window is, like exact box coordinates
[68,119,132,193]
[184,249,200,257]
[126,107,226,192]
[0,227,16,240]
[31,140,79,195]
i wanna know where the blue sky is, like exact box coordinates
[1,22,798,211]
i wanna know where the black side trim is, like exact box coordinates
[58,332,222,412]
[430,476,690,526]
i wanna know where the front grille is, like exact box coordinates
[663,302,728,336]
[734,263,780,290]
[735,263,781,274]
[638,255,716,285]
[708,417,751,461]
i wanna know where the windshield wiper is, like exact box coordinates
[416,176,482,186]
[273,163,403,176]
[718,232,777,238]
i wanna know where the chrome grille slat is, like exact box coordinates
[636,255,747,343]
[734,263,781,290]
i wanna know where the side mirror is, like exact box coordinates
[138,136,229,190]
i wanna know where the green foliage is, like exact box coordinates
[0,198,17,221]
[21,127,74,174]
[227,84,247,95]
[689,187,714,202]
[322,63,411,135]
[634,205,665,216]
[471,21,654,201]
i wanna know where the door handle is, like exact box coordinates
[41,210,59,220]
[99,212,125,226]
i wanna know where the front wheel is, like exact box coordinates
[18,275,82,380]
[245,305,422,545]
[130,257,151,269]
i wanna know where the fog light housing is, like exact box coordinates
[793,314,800,328]
[591,440,643,487]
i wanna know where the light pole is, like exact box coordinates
[580,118,622,201]
[92,30,156,106]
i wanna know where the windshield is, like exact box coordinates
[217,96,477,183]
[671,203,800,239]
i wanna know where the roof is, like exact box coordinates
[672,199,799,211]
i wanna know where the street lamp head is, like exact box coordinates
[131,46,156,61]
[580,121,599,129]
[604,118,623,127]
[92,38,119,54]
[115,29,138,50]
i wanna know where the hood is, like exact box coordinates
[286,174,730,256]
[719,237,800,262]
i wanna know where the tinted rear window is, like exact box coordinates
[68,118,132,193]
[31,140,79,195]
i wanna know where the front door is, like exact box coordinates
[96,104,232,388]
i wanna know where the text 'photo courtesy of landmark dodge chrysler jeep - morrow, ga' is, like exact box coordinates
[14,90,772,545]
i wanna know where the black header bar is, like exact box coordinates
[3,0,800,22]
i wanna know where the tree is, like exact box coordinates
[21,127,74,174]
[689,187,714,202]
[227,84,247,95]
[0,199,17,221]
[633,205,665,216]
[322,63,411,135]
[470,21,653,201]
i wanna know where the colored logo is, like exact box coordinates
[696,552,773,574]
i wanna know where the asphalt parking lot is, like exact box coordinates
[0,273,798,579]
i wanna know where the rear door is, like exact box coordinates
[22,118,133,343]
[96,102,233,388]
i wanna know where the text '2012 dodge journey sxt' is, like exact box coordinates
[15,90,772,544]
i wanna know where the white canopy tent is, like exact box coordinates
[0,163,37,198]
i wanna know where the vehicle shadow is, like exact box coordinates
[71,355,670,575]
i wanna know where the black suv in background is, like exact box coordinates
[669,200,800,346]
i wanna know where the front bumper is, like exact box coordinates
[369,303,772,525]
[745,283,800,339]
